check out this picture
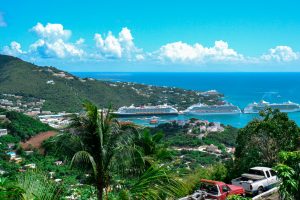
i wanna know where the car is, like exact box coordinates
[231,167,280,196]
[198,179,245,200]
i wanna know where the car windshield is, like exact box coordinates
[200,182,219,195]
[248,169,265,176]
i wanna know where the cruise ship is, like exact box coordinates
[114,104,179,116]
[244,100,300,114]
[184,102,242,115]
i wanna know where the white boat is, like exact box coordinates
[184,102,241,115]
[114,104,178,116]
[244,100,300,113]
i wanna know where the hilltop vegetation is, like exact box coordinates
[0,54,222,112]
[0,108,53,141]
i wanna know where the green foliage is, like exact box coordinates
[117,164,189,200]
[227,195,251,200]
[0,110,53,140]
[0,171,63,200]
[16,170,63,200]
[134,129,172,164]
[43,132,82,159]
[167,133,204,147]
[204,126,238,147]
[182,163,229,194]
[274,151,300,200]
[0,177,24,200]
[234,108,300,175]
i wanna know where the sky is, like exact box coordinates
[0,0,300,72]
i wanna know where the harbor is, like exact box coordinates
[115,100,300,127]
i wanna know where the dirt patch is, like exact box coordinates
[20,131,57,152]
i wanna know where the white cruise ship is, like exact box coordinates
[184,102,242,115]
[244,100,300,114]
[114,104,178,116]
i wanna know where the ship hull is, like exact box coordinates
[114,112,179,117]
[244,108,300,114]
[184,111,242,115]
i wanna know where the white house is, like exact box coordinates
[0,129,8,137]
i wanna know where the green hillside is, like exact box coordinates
[0,108,53,140]
[0,55,222,112]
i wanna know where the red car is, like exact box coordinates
[199,179,245,200]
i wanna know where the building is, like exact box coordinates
[0,129,8,137]
[205,144,222,154]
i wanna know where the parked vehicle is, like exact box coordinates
[197,179,245,200]
[178,190,207,200]
[231,167,279,195]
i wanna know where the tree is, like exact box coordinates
[274,151,300,200]
[70,102,143,200]
[134,129,172,165]
[234,108,300,174]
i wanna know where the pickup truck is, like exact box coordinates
[231,167,279,195]
[197,179,245,200]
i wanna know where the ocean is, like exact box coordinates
[72,72,300,128]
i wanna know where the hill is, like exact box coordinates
[0,54,222,112]
[0,108,53,141]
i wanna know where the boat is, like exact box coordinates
[114,104,178,117]
[149,117,159,124]
[183,102,241,115]
[243,100,300,113]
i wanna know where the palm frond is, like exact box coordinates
[71,150,98,178]
[123,165,189,200]
[15,170,63,200]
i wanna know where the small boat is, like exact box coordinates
[149,116,159,124]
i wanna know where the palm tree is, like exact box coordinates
[70,102,143,200]
[134,129,172,165]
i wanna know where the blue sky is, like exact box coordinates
[1,0,300,72]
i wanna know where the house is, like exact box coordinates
[24,163,36,169]
[7,151,16,159]
[7,143,15,149]
[14,157,23,163]
[205,144,222,154]
[0,115,7,121]
[0,129,8,137]
[25,151,34,155]
[54,160,63,166]
[46,80,55,85]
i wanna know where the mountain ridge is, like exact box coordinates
[0,54,221,112]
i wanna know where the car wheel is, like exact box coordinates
[257,187,264,195]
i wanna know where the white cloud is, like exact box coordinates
[28,22,84,58]
[0,13,6,27]
[261,46,299,62]
[94,27,142,59]
[156,40,244,63]
[31,22,71,41]
[2,23,300,66]
[2,41,24,56]
[29,39,84,58]
[75,38,85,45]
[94,32,122,58]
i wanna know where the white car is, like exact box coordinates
[231,167,279,195]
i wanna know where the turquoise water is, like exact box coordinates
[72,72,300,128]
